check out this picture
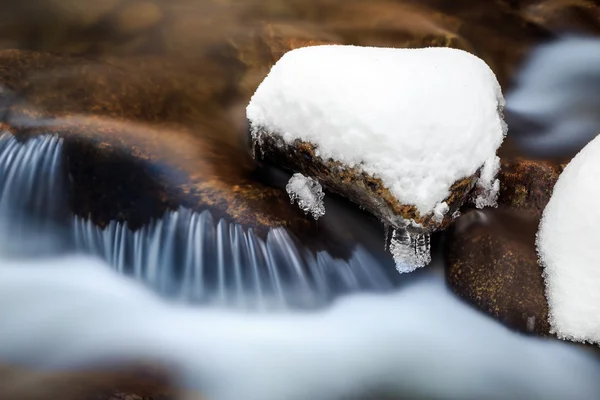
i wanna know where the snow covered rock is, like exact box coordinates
[247,45,506,234]
[538,135,600,343]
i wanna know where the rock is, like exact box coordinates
[0,363,178,400]
[114,2,163,36]
[445,208,550,335]
[46,0,121,25]
[497,158,564,217]
[230,22,338,99]
[283,0,551,85]
[254,135,476,233]
[445,158,565,335]
[0,0,552,87]
[0,49,363,257]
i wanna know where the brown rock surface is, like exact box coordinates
[0,363,181,400]
[0,49,355,257]
[445,158,566,335]
[254,134,476,233]
[497,158,563,216]
[445,208,550,335]
[0,0,554,86]
[115,2,164,36]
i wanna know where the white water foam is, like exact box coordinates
[1,255,600,400]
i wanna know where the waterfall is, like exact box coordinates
[0,131,399,309]
[0,132,70,256]
[73,208,398,309]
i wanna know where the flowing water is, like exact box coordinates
[0,131,399,310]
[2,111,600,399]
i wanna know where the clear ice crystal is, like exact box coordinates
[286,173,325,220]
[389,229,431,274]
[250,127,264,160]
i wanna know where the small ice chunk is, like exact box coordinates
[432,202,449,223]
[286,173,325,220]
[389,229,431,273]
[474,155,500,209]
[538,134,600,344]
[247,45,506,216]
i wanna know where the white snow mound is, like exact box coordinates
[538,134,600,343]
[247,45,506,215]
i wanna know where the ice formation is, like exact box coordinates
[389,229,431,273]
[538,134,600,344]
[247,45,506,216]
[474,155,501,209]
[285,173,325,220]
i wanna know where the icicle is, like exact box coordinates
[250,127,265,160]
[389,229,431,274]
[286,173,325,220]
[383,224,392,251]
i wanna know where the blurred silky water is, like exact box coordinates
[506,36,600,158]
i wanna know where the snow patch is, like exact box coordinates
[474,155,501,209]
[538,134,600,344]
[247,45,506,216]
[286,173,325,220]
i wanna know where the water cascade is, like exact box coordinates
[0,132,70,256]
[0,131,399,309]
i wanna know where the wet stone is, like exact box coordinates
[0,49,358,258]
[115,2,163,36]
[445,208,550,336]
[252,135,476,234]
[497,158,563,217]
[0,363,177,400]
[444,158,565,334]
